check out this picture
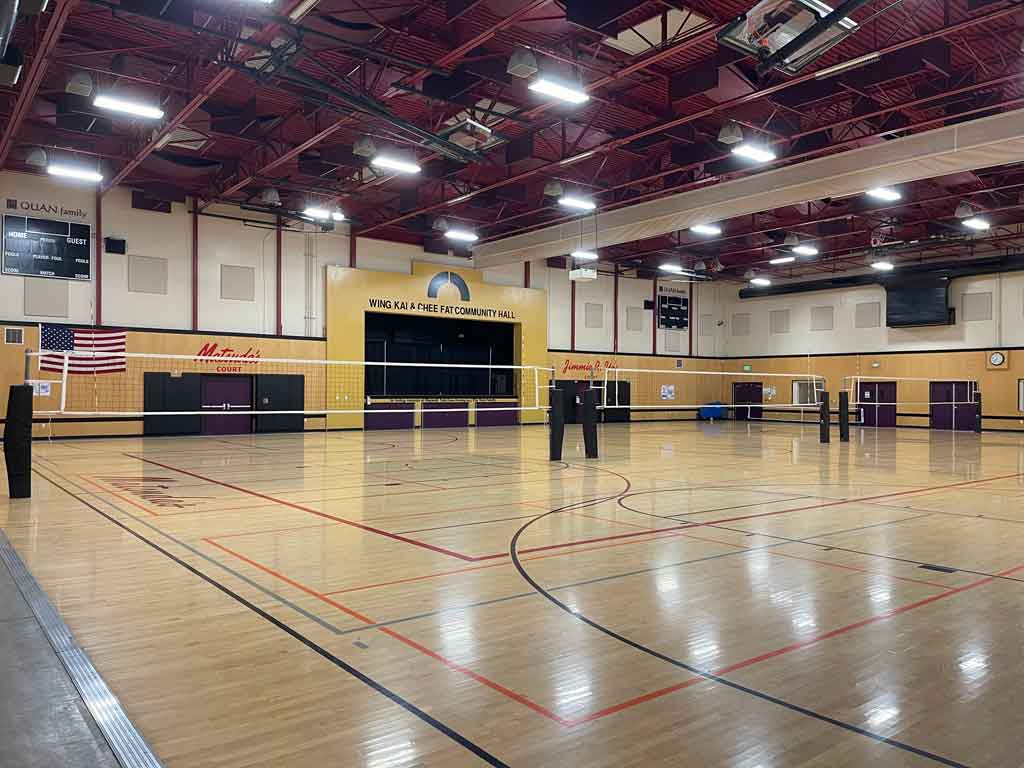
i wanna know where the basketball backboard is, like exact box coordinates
[718,0,859,76]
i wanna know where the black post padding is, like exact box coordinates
[839,390,850,443]
[4,385,32,498]
[582,388,599,459]
[819,391,830,444]
[975,392,983,434]
[549,389,565,461]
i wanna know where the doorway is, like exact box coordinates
[201,375,253,435]
[859,381,897,428]
[929,381,978,431]
[732,381,763,420]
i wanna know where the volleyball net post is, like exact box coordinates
[839,390,850,442]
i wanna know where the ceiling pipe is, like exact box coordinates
[0,0,77,169]
[361,3,1021,237]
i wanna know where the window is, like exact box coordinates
[855,301,881,328]
[732,313,751,337]
[793,380,821,406]
[769,309,790,334]
[584,302,603,329]
[1019,380,1024,412]
[4,327,23,345]
[961,292,993,322]
[625,306,643,332]
[810,305,834,331]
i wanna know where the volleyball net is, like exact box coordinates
[25,349,551,419]
[842,376,980,428]
[599,366,827,419]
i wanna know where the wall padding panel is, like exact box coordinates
[24,279,69,317]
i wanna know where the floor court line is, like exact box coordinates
[32,467,509,767]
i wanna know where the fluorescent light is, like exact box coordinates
[793,245,819,256]
[528,77,589,105]
[866,187,901,202]
[304,207,330,220]
[769,256,796,265]
[47,164,102,183]
[750,277,772,287]
[331,211,345,222]
[445,229,479,243]
[558,195,596,211]
[659,264,685,274]
[465,118,492,135]
[371,155,421,174]
[690,223,722,236]
[871,260,894,271]
[814,52,881,80]
[963,217,990,231]
[93,94,164,120]
[571,250,598,260]
[732,143,777,163]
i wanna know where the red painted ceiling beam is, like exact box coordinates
[208,0,552,204]
[0,0,78,169]
[100,0,312,194]
[359,2,1022,237]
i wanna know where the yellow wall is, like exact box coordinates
[325,263,549,428]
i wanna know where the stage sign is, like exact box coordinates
[3,215,92,280]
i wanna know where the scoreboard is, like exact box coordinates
[657,293,689,330]
[3,215,92,280]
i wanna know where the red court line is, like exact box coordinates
[203,537,695,726]
[128,455,478,562]
[714,562,1024,677]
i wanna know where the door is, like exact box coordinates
[201,375,253,435]
[733,382,763,420]
[859,382,897,428]
[930,381,977,431]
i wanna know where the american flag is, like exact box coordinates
[39,325,127,374]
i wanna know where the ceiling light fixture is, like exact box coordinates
[954,200,974,219]
[963,217,990,231]
[659,264,685,274]
[371,155,421,174]
[331,210,345,222]
[528,77,589,105]
[732,143,777,164]
[691,223,722,236]
[871,260,895,271]
[303,206,331,220]
[93,94,164,119]
[693,260,707,271]
[717,121,744,145]
[571,250,598,260]
[47,164,102,183]
[866,187,901,202]
[445,228,479,243]
[814,51,881,80]
[558,195,596,211]
[770,255,796,265]
[793,245,819,256]
[750,277,772,287]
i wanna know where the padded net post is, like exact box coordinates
[819,391,830,444]
[975,391,983,434]
[549,388,564,461]
[4,384,32,498]
[839,390,850,442]
[583,388,599,459]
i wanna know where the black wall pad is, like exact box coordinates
[819,391,831,444]
[839,391,850,442]
[4,384,32,498]
[583,388,599,459]
[549,389,564,461]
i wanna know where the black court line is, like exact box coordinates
[33,468,509,768]
[508,510,970,768]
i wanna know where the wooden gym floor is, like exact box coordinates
[4,422,1024,767]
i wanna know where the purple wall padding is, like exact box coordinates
[422,402,469,428]
[365,403,415,430]
[476,402,520,427]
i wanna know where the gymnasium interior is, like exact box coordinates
[3,1,1024,766]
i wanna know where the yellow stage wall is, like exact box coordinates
[326,263,549,428]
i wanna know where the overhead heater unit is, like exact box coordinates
[570,267,598,281]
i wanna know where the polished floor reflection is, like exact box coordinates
[3,422,1023,767]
